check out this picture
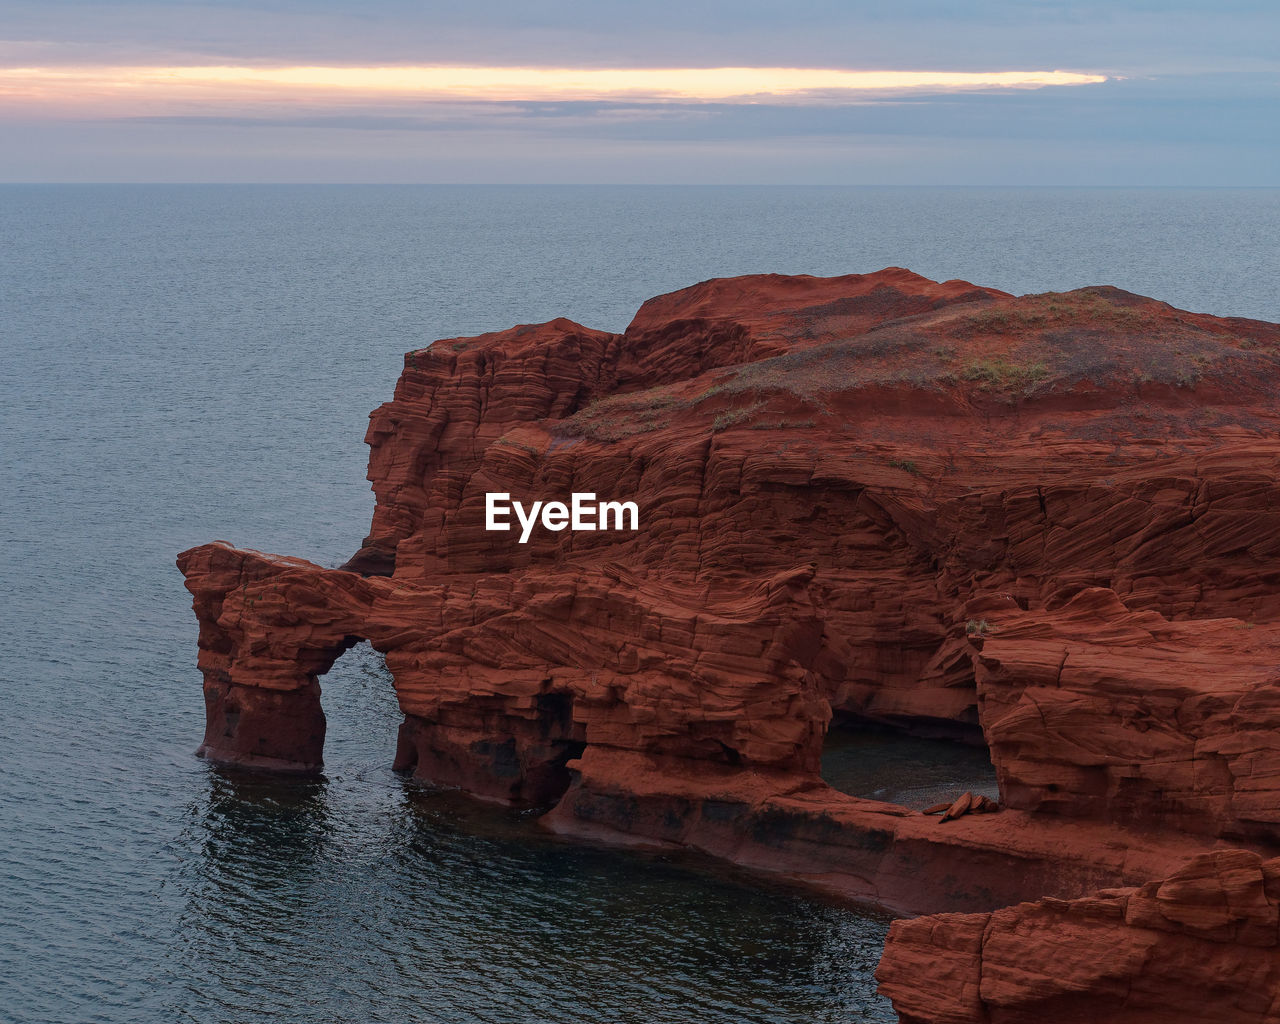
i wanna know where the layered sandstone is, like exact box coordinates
[876,849,1280,1023]
[975,587,1280,842]
[180,269,1280,1014]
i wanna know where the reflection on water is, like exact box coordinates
[197,768,333,886]
[18,185,1274,1023]
[822,724,1001,810]
[15,186,1241,1022]
[162,644,895,1024]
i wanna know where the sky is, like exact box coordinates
[0,0,1276,184]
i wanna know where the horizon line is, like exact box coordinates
[0,182,1274,188]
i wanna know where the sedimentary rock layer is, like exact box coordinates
[976,587,1280,842]
[179,269,1280,936]
[876,849,1280,1023]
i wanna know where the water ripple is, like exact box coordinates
[8,185,1275,1022]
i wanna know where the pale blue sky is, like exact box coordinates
[1,0,1275,183]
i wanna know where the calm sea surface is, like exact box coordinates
[1,186,1277,1024]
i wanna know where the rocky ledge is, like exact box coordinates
[877,848,1280,1023]
[179,269,1280,1020]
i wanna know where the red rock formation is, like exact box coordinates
[179,268,1280,933]
[876,848,1280,1023]
[974,587,1280,842]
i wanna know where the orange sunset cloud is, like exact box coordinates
[0,64,1108,115]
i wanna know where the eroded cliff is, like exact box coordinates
[876,849,1280,1023]
[179,269,1280,1018]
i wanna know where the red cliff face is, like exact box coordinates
[876,849,1280,1024]
[179,269,1280,1016]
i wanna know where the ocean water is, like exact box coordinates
[1,185,1277,1024]
[822,727,1000,811]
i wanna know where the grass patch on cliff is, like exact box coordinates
[957,291,1149,337]
[491,435,542,456]
[711,402,765,432]
[557,385,700,441]
[961,356,1050,392]
[749,417,817,430]
[556,362,793,442]
[560,389,774,441]
[557,285,1263,439]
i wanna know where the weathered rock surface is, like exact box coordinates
[976,587,1280,842]
[179,270,1280,997]
[876,848,1280,1023]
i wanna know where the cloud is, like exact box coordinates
[99,75,1274,149]
[0,63,1107,118]
[0,2,1272,184]
[0,0,1275,74]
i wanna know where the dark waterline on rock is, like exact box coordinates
[2,185,1278,1023]
[170,645,894,1024]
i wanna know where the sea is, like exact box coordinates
[1,185,1277,1024]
